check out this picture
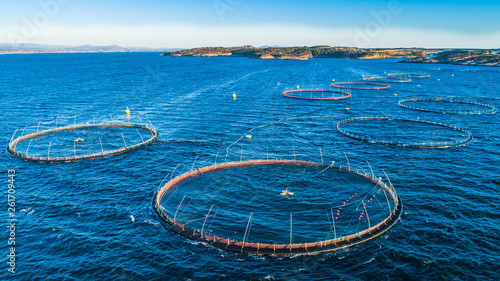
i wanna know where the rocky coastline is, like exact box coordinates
[400,50,499,67]
[161,45,435,61]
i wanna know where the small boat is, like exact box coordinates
[74,138,85,142]
[281,187,294,196]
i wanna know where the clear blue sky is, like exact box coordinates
[1,0,499,48]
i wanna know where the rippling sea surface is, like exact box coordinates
[1,53,499,280]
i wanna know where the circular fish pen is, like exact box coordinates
[331,82,390,90]
[282,89,351,101]
[336,117,473,148]
[398,97,497,115]
[154,159,402,256]
[7,123,159,162]
[362,77,411,83]
[387,73,430,79]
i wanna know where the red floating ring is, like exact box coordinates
[362,77,411,83]
[331,82,390,90]
[282,89,351,100]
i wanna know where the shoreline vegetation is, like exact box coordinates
[401,50,500,67]
[162,45,432,60]
[162,46,500,67]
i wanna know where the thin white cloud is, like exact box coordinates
[1,23,499,49]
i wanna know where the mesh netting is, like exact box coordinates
[331,82,390,90]
[282,89,351,101]
[387,73,430,78]
[336,117,473,148]
[154,159,402,256]
[398,97,497,115]
[362,77,411,83]
[8,122,158,162]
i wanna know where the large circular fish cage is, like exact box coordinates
[282,89,351,101]
[387,73,430,79]
[7,123,159,163]
[398,97,497,115]
[154,159,403,256]
[331,82,390,90]
[336,117,473,149]
[362,77,411,83]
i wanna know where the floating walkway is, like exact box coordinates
[282,89,351,101]
[331,82,390,90]
[362,77,411,83]
[387,73,430,79]
[154,159,402,256]
[7,123,159,163]
[398,97,497,115]
[336,117,473,149]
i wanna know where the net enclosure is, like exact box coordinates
[282,89,351,101]
[7,123,159,163]
[154,159,402,256]
[336,117,473,149]
[362,77,411,83]
[398,97,497,115]
[331,82,390,90]
[386,73,430,78]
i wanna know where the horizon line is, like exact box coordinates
[1,43,499,51]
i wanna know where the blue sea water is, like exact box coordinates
[1,53,499,280]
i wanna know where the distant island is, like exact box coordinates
[401,50,500,67]
[2,43,498,67]
[162,46,500,67]
[161,45,434,60]
[0,43,176,55]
